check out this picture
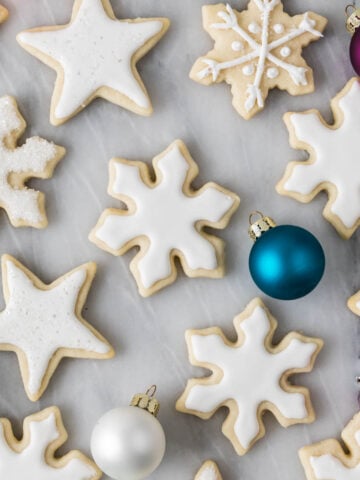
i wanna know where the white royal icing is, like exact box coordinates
[93,142,237,291]
[0,410,97,479]
[283,79,360,230]
[0,96,58,226]
[280,46,291,57]
[242,64,254,76]
[199,3,324,113]
[273,23,284,34]
[231,40,243,51]
[184,304,318,450]
[197,464,219,480]
[0,259,110,397]
[248,22,260,33]
[267,67,279,78]
[309,429,360,479]
[18,0,165,119]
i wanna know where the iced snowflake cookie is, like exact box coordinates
[17,0,170,126]
[190,1,326,120]
[90,140,240,297]
[176,297,323,455]
[277,78,360,239]
[195,461,223,480]
[348,288,360,316]
[0,96,65,228]
[0,406,101,479]
[299,412,360,479]
[0,255,114,401]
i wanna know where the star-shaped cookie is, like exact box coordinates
[0,255,114,401]
[17,0,170,125]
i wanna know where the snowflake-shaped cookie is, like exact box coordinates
[299,412,360,479]
[0,406,100,479]
[277,77,360,239]
[195,461,223,480]
[176,298,323,455]
[17,0,170,125]
[190,1,327,119]
[348,288,360,317]
[90,140,240,297]
[0,255,114,401]
[0,96,64,228]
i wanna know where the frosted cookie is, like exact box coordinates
[0,96,64,228]
[277,78,360,239]
[299,412,360,479]
[348,288,360,316]
[195,461,223,480]
[0,406,100,479]
[0,255,114,401]
[17,0,170,126]
[90,140,240,297]
[176,297,323,455]
[90,139,240,297]
[190,1,326,119]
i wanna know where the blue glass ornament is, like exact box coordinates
[248,212,325,300]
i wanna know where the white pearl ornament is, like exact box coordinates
[91,387,166,480]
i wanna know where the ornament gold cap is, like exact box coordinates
[130,385,160,417]
[346,5,360,33]
[248,211,276,242]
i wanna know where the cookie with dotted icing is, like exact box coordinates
[90,139,240,297]
[176,297,323,455]
[17,0,170,125]
[0,96,65,228]
[299,412,360,479]
[195,461,223,480]
[0,406,101,479]
[0,255,114,401]
[277,77,360,239]
[190,1,327,119]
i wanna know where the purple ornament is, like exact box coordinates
[350,28,360,75]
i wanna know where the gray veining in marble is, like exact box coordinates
[0,0,358,478]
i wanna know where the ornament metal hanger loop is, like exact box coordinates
[146,385,157,398]
[248,210,266,225]
[346,2,360,33]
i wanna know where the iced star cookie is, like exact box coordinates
[190,1,326,120]
[17,0,170,126]
[0,406,101,479]
[176,297,323,456]
[195,461,223,480]
[277,77,360,239]
[0,96,65,228]
[299,412,360,479]
[0,255,114,401]
[90,140,240,297]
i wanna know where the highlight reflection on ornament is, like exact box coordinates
[248,212,325,300]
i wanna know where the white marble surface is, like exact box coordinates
[0,0,358,478]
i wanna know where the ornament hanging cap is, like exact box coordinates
[130,385,160,417]
[346,4,360,33]
[248,211,276,242]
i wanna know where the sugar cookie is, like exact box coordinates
[190,1,327,119]
[17,0,170,125]
[277,78,360,239]
[0,255,114,401]
[90,140,240,297]
[299,412,360,479]
[177,298,323,455]
[195,461,223,480]
[0,96,64,228]
[0,406,100,479]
